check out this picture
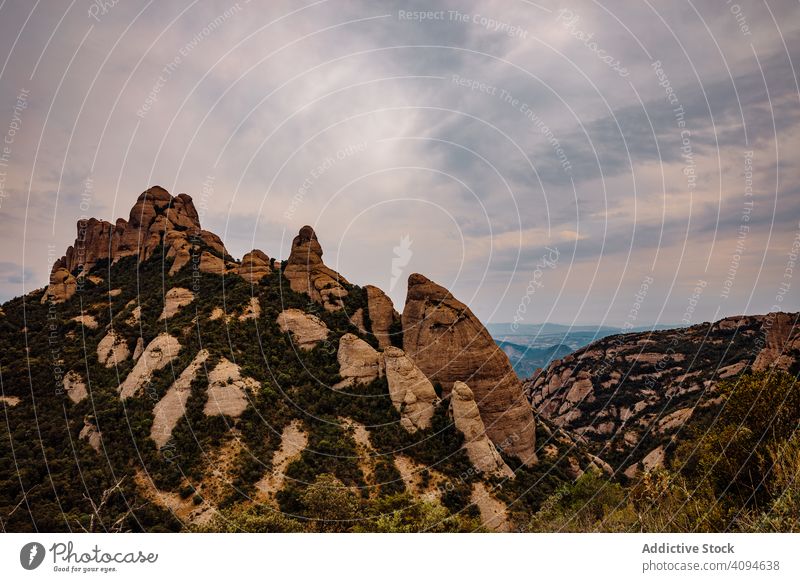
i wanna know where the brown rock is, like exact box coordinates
[41,267,77,304]
[365,285,400,349]
[79,417,102,452]
[63,371,88,403]
[334,333,384,389]
[158,287,194,320]
[119,333,181,399]
[276,309,330,350]
[204,358,258,417]
[198,252,226,275]
[237,250,271,283]
[151,350,209,447]
[402,274,536,465]
[383,346,439,432]
[283,226,349,311]
[97,330,130,368]
[753,312,800,370]
[450,381,513,478]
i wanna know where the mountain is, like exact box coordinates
[526,312,800,477]
[2,185,799,533]
[0,186,569,533]
[496,340,573,378]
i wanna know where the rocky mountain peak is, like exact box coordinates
[402,273,538,466]
[283,225,349,311]
[43,186,227,293]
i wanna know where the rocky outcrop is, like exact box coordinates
[97,330,130,368]
[198,252,227,275]
[46,187,233,290]
[334,333,384,389]
[239,297,261,321]
[237,250,271,283]
[159,287,194,320]
[752,312,800,371]
[365,285,400,349]
[283,226,349,311]
[382,346,439,432]
[79,418,102,452]
[63,371,88,403]
[276,308,329,350]
[527,311,800,473]
[402,274,537,465]
[41,268,77,304]
[151,350,209,447]
[119,333,181,399]
[451,382,513,478]
[133,337,144,360]
[204,358,258,417]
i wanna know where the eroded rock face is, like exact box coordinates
[527,311,800,472]
[159,287,194,321]
[48,187,231,287]
[402,274,537,465]
[276,308,329,350]
[41,268,77,304]
[383,346,439,432]
[334,333,384,389]
[283,226,349,311]
[237,250,271,283]
[79,418,102,453]
[151,350,209,448]
[451,382,513,478]
[97,330,130,368]
[239,297,261,321]
[365,285,400,349]
[119,334,181,399]
[753,312,800,371]
[63,371,88,403]
[203,358,258,417]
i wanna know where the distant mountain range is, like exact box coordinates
[489,322,680,378]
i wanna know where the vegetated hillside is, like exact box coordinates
[526,313,800,475]
[0,186,582,533]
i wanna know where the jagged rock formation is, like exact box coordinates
[63,371,87,403]
[402,274,537,465]
[365,285,400,349]
[276,308,329,350]
[41,267,77,304]
[334,333,384,389]
[382,346,439,432]
[203,358,258,417]
[450,382,513,478]
[159,287,194,320]
[46,186,231,284]
[527,312,800,473]
[237,250,271,283]
[118,333,181,399]
[97,330,130,368]
[283,225,349,311]
[151,350,209,447]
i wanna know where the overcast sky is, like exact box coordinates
[0,0,798,326]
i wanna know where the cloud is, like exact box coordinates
[0,0,798,324]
